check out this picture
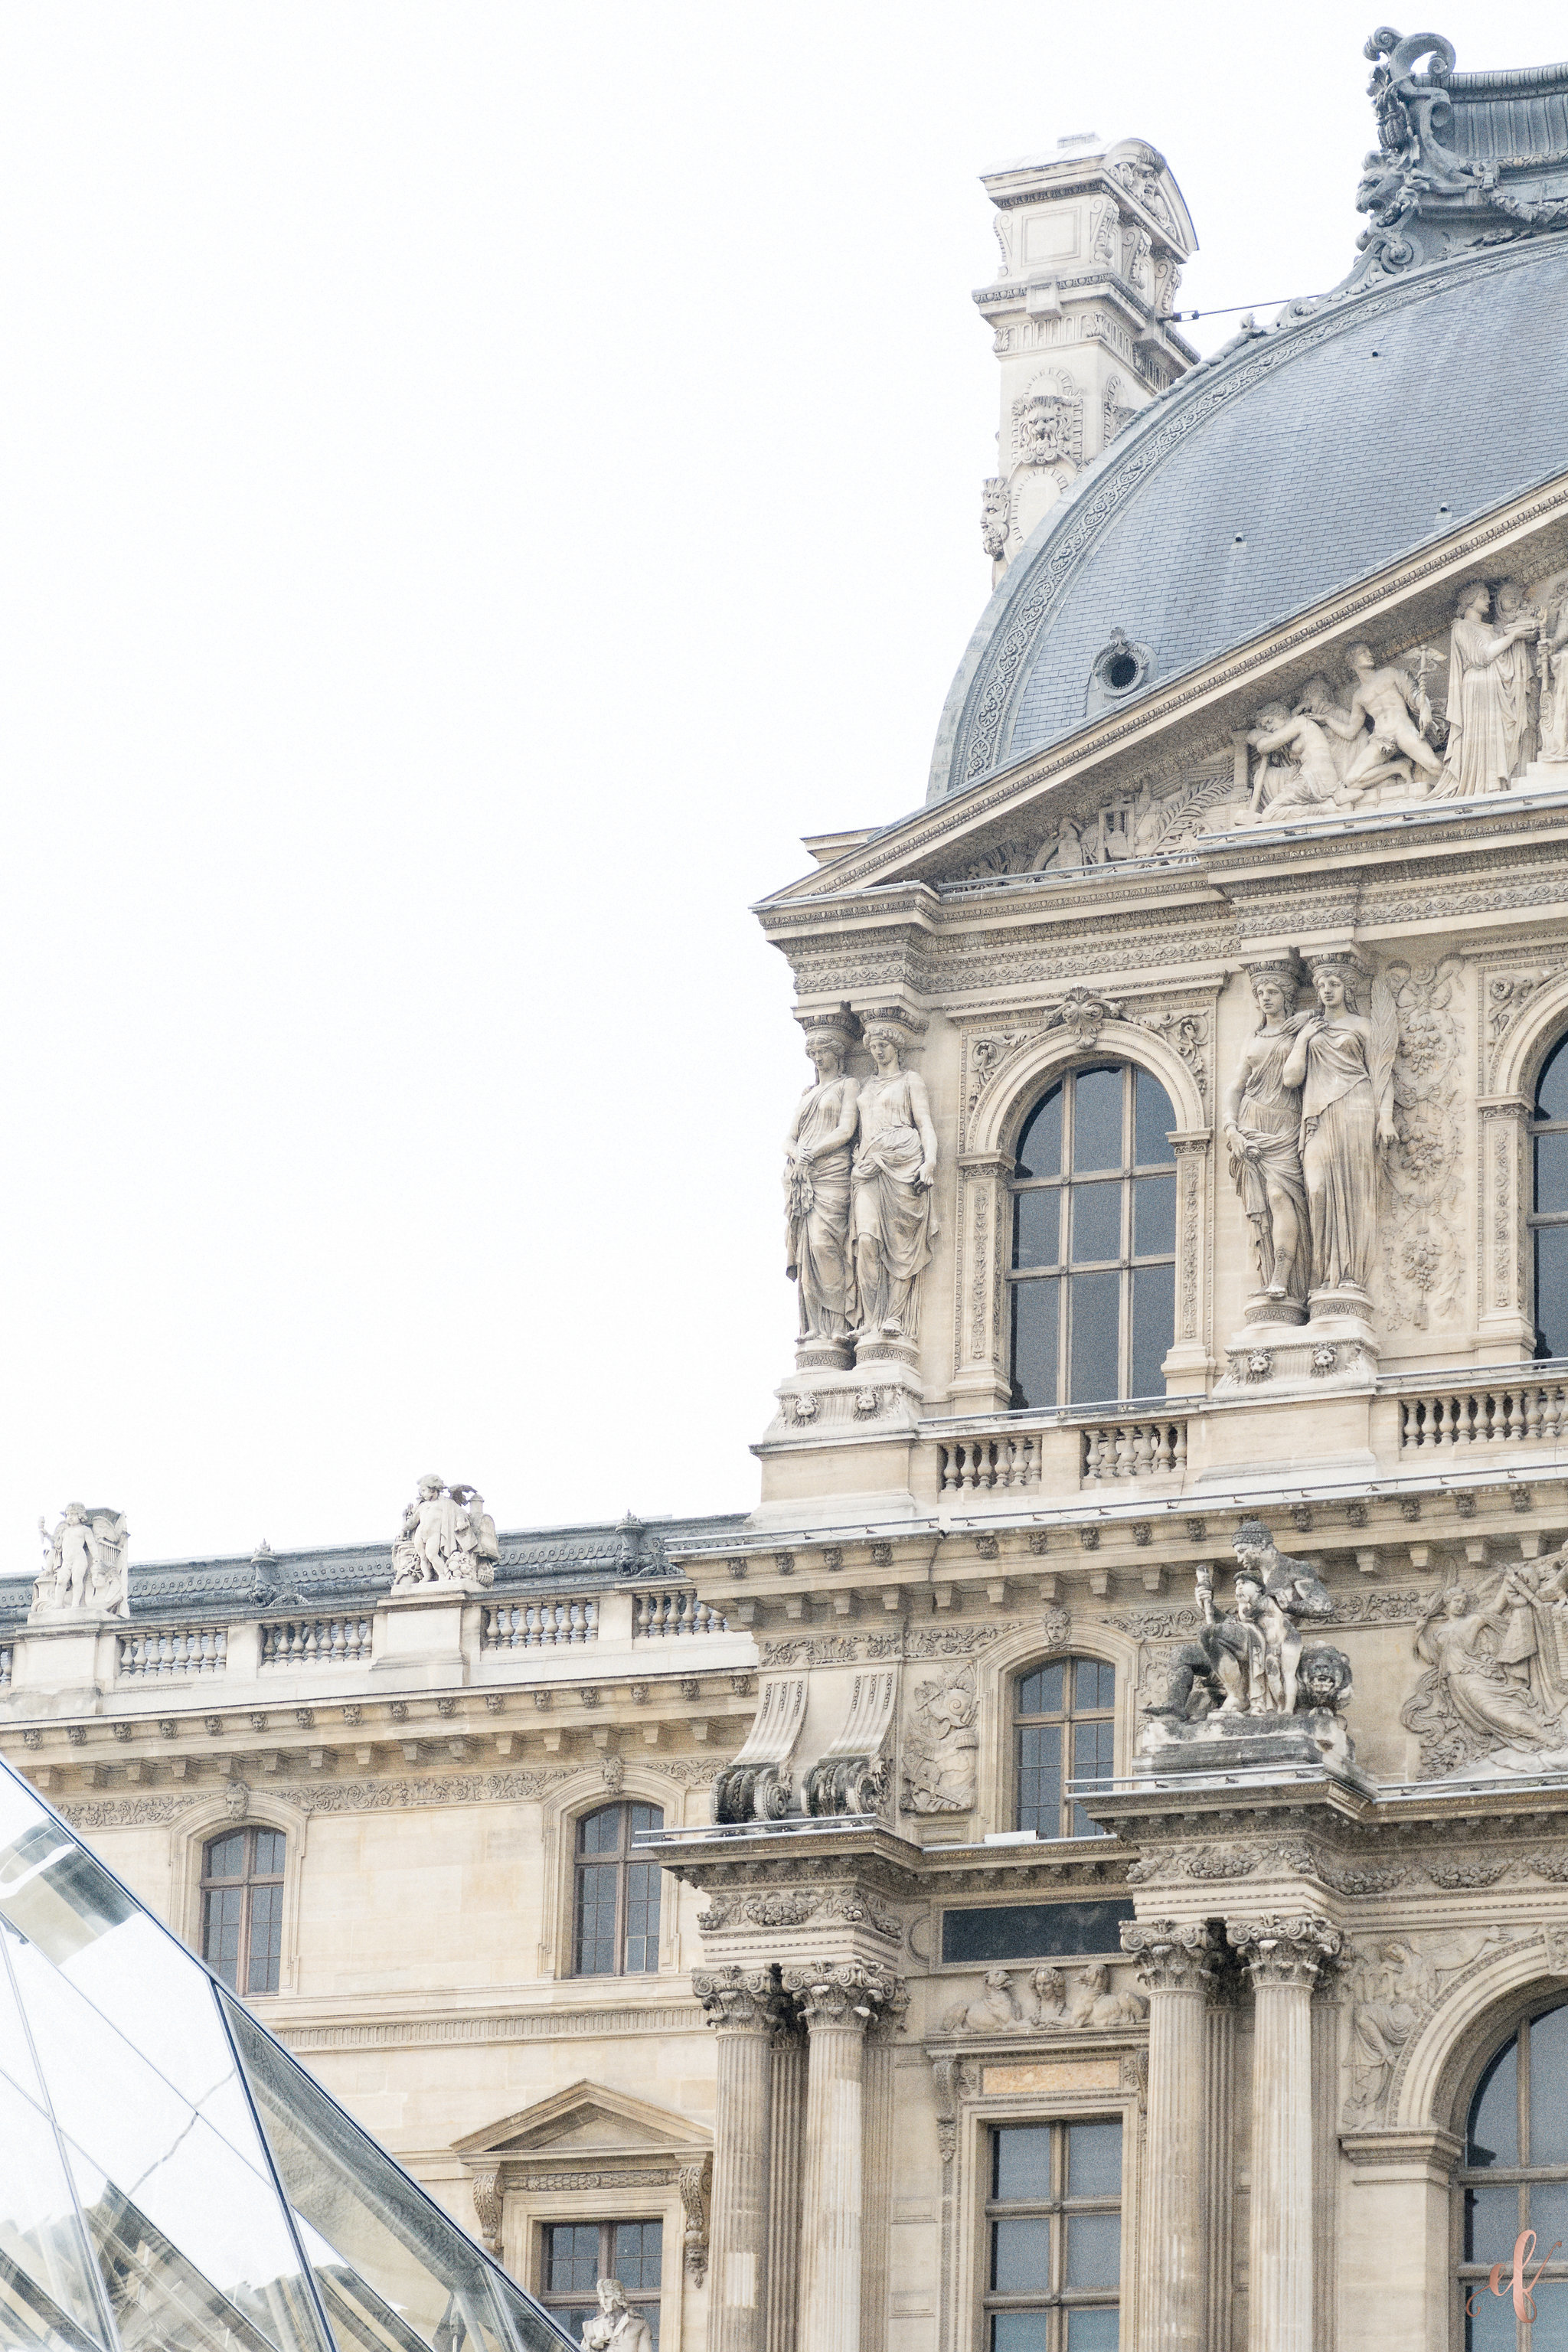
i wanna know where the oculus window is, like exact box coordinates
[573,1803,663,1977]
[1008,1065,1176,1410]
[1015,1661,1116,1838]
[986,2118,1122,2350]
[1459,2001,1568,2348]
[1533,1038,1568,1359]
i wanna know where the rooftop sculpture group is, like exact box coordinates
[1139,1521,1356,1771]
[32,1505,130,1622]
[390,1477,499,1592]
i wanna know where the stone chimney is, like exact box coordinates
[975,134,1198,581]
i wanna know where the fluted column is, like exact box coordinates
[765,2027,805,2352]
[1227,1917,1341,2352]
[1122,1921,1221,2352]
[782,1963,903,2352]
[695,1967,788,2352]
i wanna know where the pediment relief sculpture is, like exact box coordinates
[1344,1925,1521,2122]
[1402,1557,1568,1777]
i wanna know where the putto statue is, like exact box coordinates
[34,1504,130,1620]
[782,1014,861,1364]
[1139,1521,1354,1771]
[580,2279,652,2352]
[390,1478,499,1592]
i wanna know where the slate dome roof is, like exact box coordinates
[927,234,1568,802]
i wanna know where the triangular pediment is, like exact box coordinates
[452,2079,710,2163]
[760,470,1568,914]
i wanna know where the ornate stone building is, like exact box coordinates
[11,27,1568,2352]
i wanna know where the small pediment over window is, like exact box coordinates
[453,2079,710,2166]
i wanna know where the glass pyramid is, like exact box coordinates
[0,1754,570,2352]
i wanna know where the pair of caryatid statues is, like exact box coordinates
[782,1011,938,1362]
[1221,951,1398,1325]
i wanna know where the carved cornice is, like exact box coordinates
[1120,1917,1223,1992]
[1227,1914,1343,1989]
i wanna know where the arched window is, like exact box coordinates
[1457,2000,1568,2341]
[201,1826,285,1994]
[1532,1038,1568,1357]
[1008,1063,1177,1409]
[1015,1661,1116,1838]
[573,1802,665,1976]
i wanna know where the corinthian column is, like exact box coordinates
[694,1967,788,2352]
[1122,1921,1220,2352]
[781,1963,903,2352]
[1227,1917,1341,2352]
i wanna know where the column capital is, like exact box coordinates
[1121,1916,1222,1992]
[694,1964,791,2034]
[781,1961,906,2032]
[1226,1913,1341,1989]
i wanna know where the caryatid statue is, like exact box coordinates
[1222,963,1311,1318]
[782,1015,860,1358]
[850,1014,939,1350]
[1279,952,1397,1313]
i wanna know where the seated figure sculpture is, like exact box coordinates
[1139,1521,1354,1769]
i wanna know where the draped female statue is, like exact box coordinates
[1440,579,1539,795]
[1279,959,1396,1308]
[851,1021,938,1345]
[1221,968,1310,1314]
[1413,1586,1565,1753]
[782,1023,860,1351]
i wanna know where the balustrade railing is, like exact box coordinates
[481,1599,599,1650]
[260,1616,374,1668]
[1080,1417,1187,1482]
[1398,1378,1568,1450]
[632,1589,727,1637]
[937,1432,1044,1494]
[118,1625,229,1678]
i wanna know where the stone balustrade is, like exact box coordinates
[936,1430,1045,1494]
[1396,1368,1568,1449]
[118,1625,229,1677]
[479,1598,599,1650]
[632,1589,727,1638]
[1079,1415,1188,1481]
[260,1615,374,1668]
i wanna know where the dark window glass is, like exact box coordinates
[544,2220,662,2347]
[1016,1086,1063,1180]
[1014,1658,1116,1838]
[942,1901,1137,1966]
[199,1825,286,1996]
[1458,2004,1568,2347]
[988,2120,1121,2352]
[1009,1066,1176,1407]
[573,1804,665,1978]
[1530,1047,1568,1358]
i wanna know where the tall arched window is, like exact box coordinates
[1532,1037,1568,1357]
[1457,2000,1568,2341]
[201,1827,285,1994]
[1008,1063,1177,1409]
[573,1802,664,1976]
[1015,1660,1116,1838]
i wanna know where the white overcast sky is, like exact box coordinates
[2,1,1562,1568]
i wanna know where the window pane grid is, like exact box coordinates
[1015,1661,1116,1839]
[573,1804,665,1977]
[545,2220,662,2347]
[1008,1066,1176,1409]
[1458,2004,1568,2349]
[199,1824,285,1995]
[988,2122,1121,2349]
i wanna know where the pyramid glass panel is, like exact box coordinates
[0,1758,570,2352]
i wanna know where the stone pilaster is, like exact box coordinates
[782,1963,904,2352]
[1477,1095,1534,1352]
[1122,1921,1222,2352]
[1227,1916,1341,2352]
[695,1967,789,2352]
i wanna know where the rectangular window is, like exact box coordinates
[941,1902,1136,1966]
[543,2219,662,2347]
[987,2120,1122,2350]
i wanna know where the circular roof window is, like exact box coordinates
[1086,629,1152,715]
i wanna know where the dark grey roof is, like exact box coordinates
[928,233,1568,800]
[0,1511,750,1628]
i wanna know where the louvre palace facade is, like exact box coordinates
[15,26,1568,2352]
